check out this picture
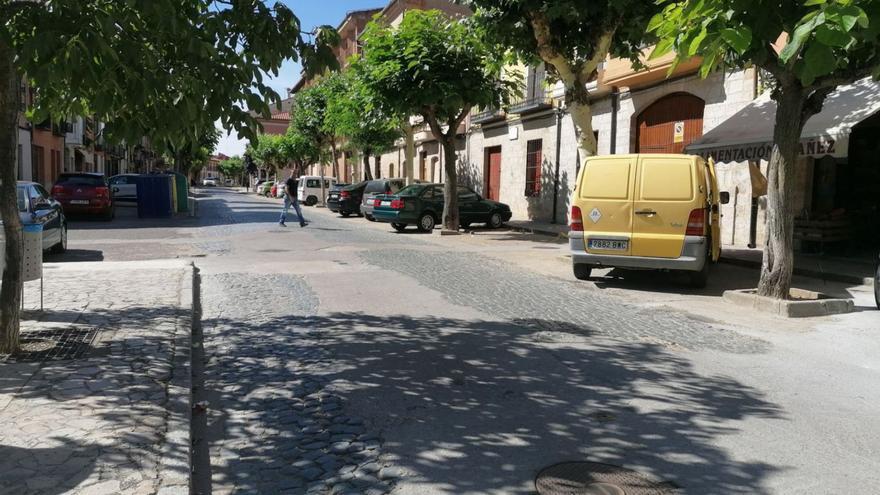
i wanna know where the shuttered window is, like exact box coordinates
[525,139,542,197]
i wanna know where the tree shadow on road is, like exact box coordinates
[201,310,785,494]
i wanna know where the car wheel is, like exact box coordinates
[417,213,436,232]
[874,262,879,310]
[573,264,592,281]
[460,221,471,229]
[305,196,318,206]
[340,211,351,218]
[366,215,375,222]
[51,224,67,254]
[103,207,114,221]
[392,223,408,232]
[488,212,504,229]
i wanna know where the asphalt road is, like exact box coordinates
[64,188,880,494]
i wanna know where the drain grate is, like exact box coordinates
[3,328,98,363]
[536,462,677,495]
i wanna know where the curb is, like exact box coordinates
[718,256,873,287]
[507,223,569,239]
[156,263,194,495]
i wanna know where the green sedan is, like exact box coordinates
[372,183,512,232]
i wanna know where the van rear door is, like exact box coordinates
[577,156,636,255]
[631,156,698,258]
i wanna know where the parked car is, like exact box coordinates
[202,177,218,187]
[254,179,267,192]
[51,172,114,220]
[297,176,337,206]
[569,154,728,288]
[108,174,139,203]
[14,181,67,253]
[362,178,407,221]
[333,181,369,217]
[372,183,511,233]
[225,178,234,186]
[258,181,275,197]
[326,183,351,213]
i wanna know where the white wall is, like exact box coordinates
[17,129,32,181]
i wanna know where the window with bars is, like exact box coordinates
[525,139,542,197]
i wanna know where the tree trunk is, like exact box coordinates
[440,134,459,231]
[330,143,339,180]
[402,122,415,185]
[362,152,373,181]
[757,85,806,299]
[0,40,22,354]
[374,155,380,179]
[566,76,598,157]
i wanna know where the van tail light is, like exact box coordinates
[96,186,110,199]
[51,185,66,196]
[686,208,706,236]
[340,190,351,199]
[570,206,584,232]
[390,199,404,210]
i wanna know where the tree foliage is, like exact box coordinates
[650,0,880,299]
[219,155,245,182]
[461,0,659,155]
[326,65,401,176]
[2,0,339,145]
[359,9,513,230]
[282,126,321,175]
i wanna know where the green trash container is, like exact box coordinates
[172,173,189,213]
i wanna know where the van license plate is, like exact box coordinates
[70,200,89,205]
[589,239,628,251]
[381,201,391,206]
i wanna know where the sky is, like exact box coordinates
[215,0,385,157]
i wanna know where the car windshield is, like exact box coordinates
[57,175,104,186]
[17,187,27,212]
[396,185,425,196]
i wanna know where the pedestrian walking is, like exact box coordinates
[279,173,307,227]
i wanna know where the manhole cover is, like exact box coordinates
[2,328,98,363]
[536,462,676,495]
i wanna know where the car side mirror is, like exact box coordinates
[719,191,730,205]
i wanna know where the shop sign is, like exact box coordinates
[692,136,844,162]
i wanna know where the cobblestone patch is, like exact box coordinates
[202,273,399,494]
[360,249,769,354]
[0,262,193,494]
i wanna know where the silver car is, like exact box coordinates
[109,174,139,203]
[362,179,407,221]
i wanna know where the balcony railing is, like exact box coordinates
[506,91,554,115]
[471,107,506,125]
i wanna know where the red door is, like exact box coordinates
[485,146,502,201]
[637,93,705,154]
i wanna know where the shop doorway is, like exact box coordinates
[636,93,705,153]
[484,146,502,201]
[832,113,880,251]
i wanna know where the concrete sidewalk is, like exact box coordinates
[507,219,875,287]
[0,260,194,495]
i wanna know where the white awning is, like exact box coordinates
[687,77,880,162]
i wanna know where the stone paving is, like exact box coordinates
[201,272,400,494]
[0,260,193,495]
[359,248,770,354]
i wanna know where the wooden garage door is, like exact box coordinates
[637,93,705,154]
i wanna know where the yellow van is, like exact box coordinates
[569,154,728,287]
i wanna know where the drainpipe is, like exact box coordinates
[610,86,619,154]
[551,107,563,224]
